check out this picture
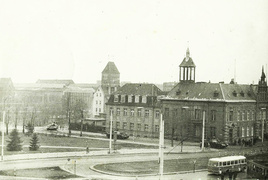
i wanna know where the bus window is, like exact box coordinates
[241,160,245,164]
[235,160,238,164]
[227,161,230,165]
[231,161,234,165]
[219,162,222,166]
[223,162,226,166]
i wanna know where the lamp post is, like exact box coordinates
[108,110,113,154]
[201,110,206,152]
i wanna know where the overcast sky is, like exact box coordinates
[0,0,267,85]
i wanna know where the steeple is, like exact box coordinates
[179,48,196,83]
[261,66,266,81]
[257,66,267,102]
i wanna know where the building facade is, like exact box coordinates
[106,83,165,138]
[92,62,120,117]
[161,48,266,144]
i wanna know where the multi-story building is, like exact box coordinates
[92,62,120,117]
[106,83,165,138]
[161,48,267,144]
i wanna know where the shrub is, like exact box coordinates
[6,129,23,151]
[29,133,40,151]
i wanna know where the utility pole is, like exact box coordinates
[1,111,5,161]
[201,111,205,152]
[109,112,113,154]
[159,114,164,179]
[261,108,266,145]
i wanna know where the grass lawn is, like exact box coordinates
[0,166,81,179]
[0,132,156,155]
[94,157,208,175]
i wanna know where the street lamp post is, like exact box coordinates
[201,110,206,152]
[159,113,164,180]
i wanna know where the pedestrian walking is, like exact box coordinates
[86,146,89,154]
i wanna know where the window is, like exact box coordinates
[128,95,132,103]
[116,122,120,129]
[210,127,216,138]
[130,123,134,130]
[247,111,250,121]
[142,96,147,103]
[252,111,255,121]
[237,127,240,137]
[247,127,249,137]
[137,108,142,117]
[99,93,101,97]
[237,111,240,121]
[251,126,254,136]
[99,101,101,105]
[155,110,160,118]
[144,124,149,131]
[123,122,127,129]
[96,108,98,112]
[145,110,149,117]
[229,111,233,122]
[99,108,101,112]
[110,107,113,115]
[114,95,119,102]
[211,110,216,121]
[195,109,201,120]
[131,109,134,116]
[96,93,98,97]
[123,108,127,116]
[135,95,139,103]
[116,108,120,116]
[137,124,141,131]
[155,125,159,132]
[242,127,245,137]
[121,95,125,103]
[96,101,98,104]
[242,111,245,121]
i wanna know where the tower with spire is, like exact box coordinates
[179,48,196,83]
[257,66,268,102]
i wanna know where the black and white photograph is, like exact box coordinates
[0,0,268,179]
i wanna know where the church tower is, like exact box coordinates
[257,66,268,102]
[179,48,196,83]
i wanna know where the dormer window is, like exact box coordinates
[232,90,237,97]
[240,91,244,97]
[142,96,147,103]
[128,95,133,103]
[121,95,125,103]
[214,90,219,97]
[114,95,119,102]
[176,89,181,95]
[135,95,139,103]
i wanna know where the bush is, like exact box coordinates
[29,133,40,151]
[6,129,23,151]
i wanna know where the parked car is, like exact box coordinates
[209,139,228,149]
[46,123,58,130]
[106,131,129,140]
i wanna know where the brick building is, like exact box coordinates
[161,48,267,144]
[106,83,165,138]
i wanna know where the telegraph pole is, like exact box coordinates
[159,114,164,179]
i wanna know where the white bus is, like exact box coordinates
[208,156,247,175]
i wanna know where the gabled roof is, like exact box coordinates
[102,62,120,74]
[114,83,163,96]
[165,82,256,102]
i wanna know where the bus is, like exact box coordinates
[208,156,247,175]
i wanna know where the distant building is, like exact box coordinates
[161,48,267,144]
[92,62,120,117]
[106,83,165,138]
[36,79,74,86]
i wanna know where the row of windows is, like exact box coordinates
[110,107,160,118]
[114,95,148,103]
[96,101,102,105]
[115,122,159,132]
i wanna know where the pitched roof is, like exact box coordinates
[165,82,256,102]
[114,83,163,96]
[102,62,120,74]
[179,57,196,67]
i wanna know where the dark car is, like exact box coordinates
[209,139,228,149]
[46,123,58,130]
[106,131,129,140]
